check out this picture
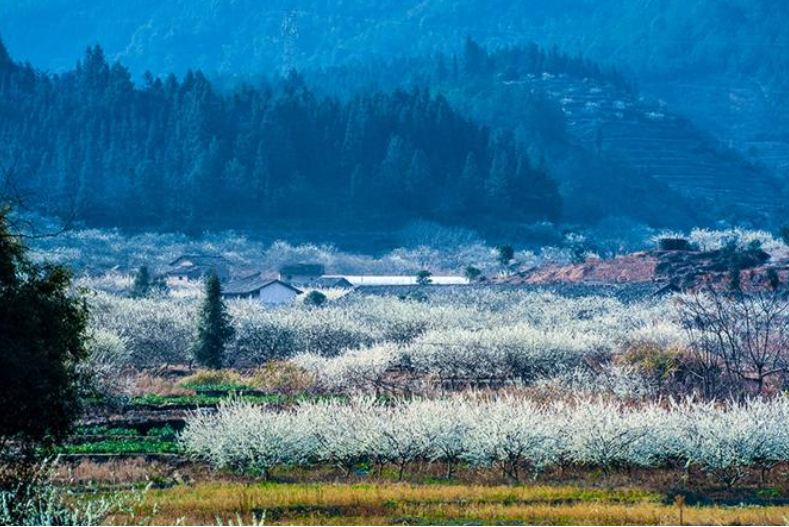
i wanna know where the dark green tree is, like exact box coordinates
[303,290,328,307]
[463,36,489,77]
[486,146,514,208]
[377,135,412,200]
[404,149,431,209]
[193,271,234,369]
[464,265,482,282]
[0,209,89,459]
[767,268,781,291]
[0,34,11,68]
[513,150,562,222]
[130,265,151,298]
[459,152,483,211]
[497,245,515,268]
[780,225,789,247]
[416,269,433,285]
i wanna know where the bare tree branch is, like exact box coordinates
[0,157,76,240]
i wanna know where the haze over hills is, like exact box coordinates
[2,0,787,146]
[0,0,786,235]
[304,45,779,226]
[4,35,761,235]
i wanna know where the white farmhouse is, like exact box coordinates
[222,273,302,306]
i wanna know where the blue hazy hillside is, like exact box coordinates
[2,0,787,177]
[0,0,786,234]
[2,1,785,84]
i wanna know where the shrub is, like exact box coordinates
[658,238,692,251]
[179,369,246,390]
[0,464,126,525]
[302,290,328,307]
[618,343,681,394]
[249,362,317,394]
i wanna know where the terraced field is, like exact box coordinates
[518,74,781,218]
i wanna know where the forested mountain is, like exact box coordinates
[2,0,784,89]
[3,34,726,232]
[304,40,778,226]
[0,40,566,232]
[1,0,785,229]
[1,0,786,145]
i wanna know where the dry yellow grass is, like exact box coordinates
[54,458,166,486]
[110,481,789,525]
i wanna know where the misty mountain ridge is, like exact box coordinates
[3,35,750,235]
[2,0,787,146]
[0,1,786,236]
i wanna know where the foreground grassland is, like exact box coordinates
[115,482,789,525]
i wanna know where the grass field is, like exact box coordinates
[114,482,789,525]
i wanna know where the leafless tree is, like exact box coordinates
[0,156,75,240]
[677,282,789,399]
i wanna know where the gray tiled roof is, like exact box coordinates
[313,276,354,288]
[223,274,302,296]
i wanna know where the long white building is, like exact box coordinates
[320,275,469,286]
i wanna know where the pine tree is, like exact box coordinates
[459,152,483,210]
[485,149,512,207]
[513,152,562,222]
[463,36,488,77]
[0,34,12,68]
[404,149,431,209]
[377,135,411,200]
[193,271,234,369]
[130,265,151,298]
[435,54,448,82]
[349,164,366,213]
[252,142,272,208]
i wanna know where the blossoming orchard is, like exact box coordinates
[4,5,789,521]
[182,396,789,488]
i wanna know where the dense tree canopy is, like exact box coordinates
[0,208,89,454]
[0,40,562,232]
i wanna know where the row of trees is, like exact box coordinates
[183,395,789,488]
[0,37,562,231]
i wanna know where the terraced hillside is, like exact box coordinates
[518,74,780,219]
[645,79,789,180]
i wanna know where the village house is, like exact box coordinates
[278,263,325,286]
[165,254,231,283]
[312,276,354,289]
[222,273,303,306]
